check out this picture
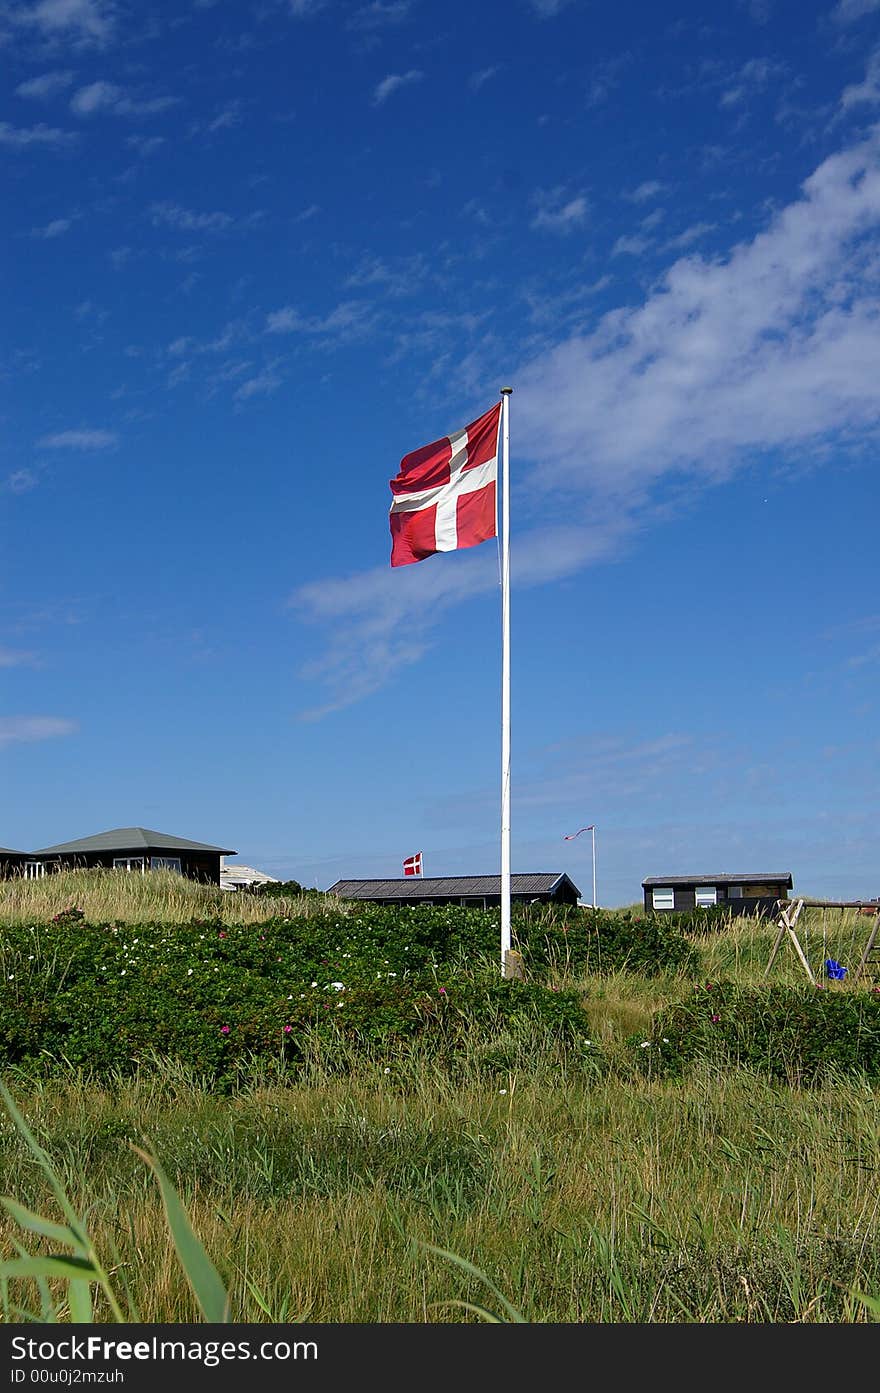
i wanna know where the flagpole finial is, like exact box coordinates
[500,386,513,395]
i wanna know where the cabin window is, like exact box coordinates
[150,856,182,873]
[24,861,45,879]
[695,886,717,907]
[652,887,675,910]
[728,885,743,898]
[113,857,146,872]
[461,897,486,908]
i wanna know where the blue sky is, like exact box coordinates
[2,0,879,905]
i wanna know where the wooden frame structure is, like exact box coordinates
[765,899,880,983]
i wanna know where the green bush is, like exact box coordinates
[636,979,880,1083]
[0,913,592,1083]
[514,905,699,977]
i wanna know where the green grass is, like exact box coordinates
[0,875,878,1323]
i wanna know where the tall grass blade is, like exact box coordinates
[420,1242,526,1322]
[131,1144,230,1323]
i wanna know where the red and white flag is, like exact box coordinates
[403,852,423,876]
[389,403,501,567]
[563,826,594,840]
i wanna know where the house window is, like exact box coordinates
[150,856,182,873]
[652,887,675,910]
[113,857,145,872]
[24,861,45,879]
[728,886,743,899]
[695,886,717,907]
[462,897,486,908]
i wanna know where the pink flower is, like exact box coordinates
[438,987,447,995]
[220,1025,230,1034]
[283,1024,292,1033]
[218,932,226,938]
[710,1014,720,1023]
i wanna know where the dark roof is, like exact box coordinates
[34,827,236,856]
[326,873,580,900]
[0,847,27,857]
[642,872,793,888]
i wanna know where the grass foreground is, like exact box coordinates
[0,872,878,1324]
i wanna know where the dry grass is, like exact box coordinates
[0,867,336,926]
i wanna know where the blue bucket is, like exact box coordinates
[825,959,847,980]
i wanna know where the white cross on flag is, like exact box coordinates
[403,852,422,876]
[389,403,501,567]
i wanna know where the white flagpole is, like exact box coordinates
[591,826,597,909]
[500,387,512,974]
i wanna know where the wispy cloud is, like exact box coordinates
[30,215,74,238]
[0,121,76,148]
[531,189,588,233]
[0,647,38,668]
[469,65,499,92]
[149,202,234,232]
[265,299,376,343]
[348,1,413,30]
[624,179,666,204]
[126,134,165,157]
[0,716,78,747]
[8,0,114,46]
[832,0,880,22]
[526,0,574,16]
[841,50,880,109]
[292,123,880,716]
[70,82,179,117]
[372,69,423,105]
[15,69,75,99]
[37,428,117,449]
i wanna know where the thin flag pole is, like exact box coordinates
[500,387,512,974]
[591,825,597,909]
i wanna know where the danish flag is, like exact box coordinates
[403,852,423,876]
[389,403,501,567]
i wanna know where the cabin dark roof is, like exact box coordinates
[642,872,793,888]
[34,827,236,856]
[0,847,27,856]
[326,873,580,900]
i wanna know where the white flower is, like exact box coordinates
[640,1041,651,1048]
[662,1037,669,1043]
[187,968,193,976]
[499,1088,508,1095]
[311,981,318,987]
[330,981,345,991]
[383,1067,391,1074]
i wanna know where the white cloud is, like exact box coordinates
[0,716,78,746]
[15,69,75,99]
[9,0,114,45]
[265,299,376,342]
[70,82,179,116]
[372,69,423,105]
[0,121,76,147]
[841,50,880,109]
[526,0,574,15]
[31,215,73,237]
[625,180,665,203]
[469,65,499,92]
[149,202,233,232]
[292,124,880,716]
[832,0,880,21]
[0,647,38,668]
[126,134,164,156]
[348,1,412,29]
[37,428,117,449]
[531,191,588,233]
